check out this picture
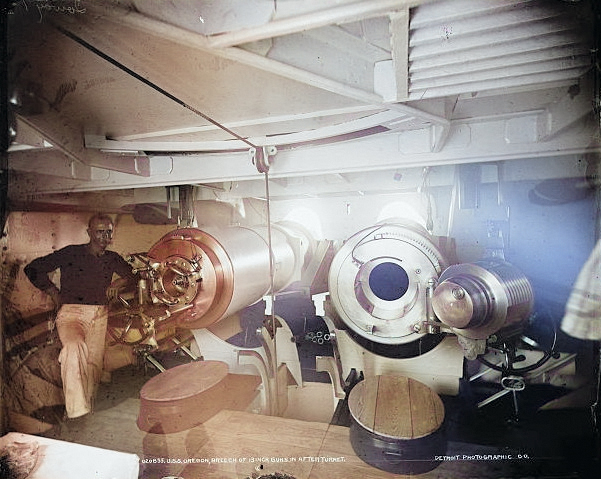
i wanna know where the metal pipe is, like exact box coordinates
[171,337,198,361]
[166,186,172,219]
[144,354,166,373]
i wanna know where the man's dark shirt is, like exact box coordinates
[24,244,134,305]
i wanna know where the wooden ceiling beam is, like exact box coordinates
[9,149,93,180]
[57,3,448,127]
[389,8,410,102]
[87,110,406,152]
[206,0,433,48]
[113,105,384,142]
[18,113,151,176]
[537,73,596,142]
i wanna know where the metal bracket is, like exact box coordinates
[501,375,526,392]
[250,145,277,173]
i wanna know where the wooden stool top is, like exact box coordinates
[348,375,445,440]
[140,360,228,402]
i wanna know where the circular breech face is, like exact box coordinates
[147,235,219,324]
[331,236,441,345]
[160,264,194,301]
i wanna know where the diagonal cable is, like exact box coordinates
[55,25,258,149]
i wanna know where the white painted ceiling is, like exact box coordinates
[6,0,599,210]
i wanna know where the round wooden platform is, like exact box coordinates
[347,375,446,474]
[137,360,228,434]
[140,360,227,402]
[348,374,445,439]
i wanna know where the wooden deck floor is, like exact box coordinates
[43,400,506,479]
[38,365,598,479]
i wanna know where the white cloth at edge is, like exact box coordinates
[0,432,139,479]
[561,238,601,340]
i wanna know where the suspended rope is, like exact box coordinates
[263,168,280,410]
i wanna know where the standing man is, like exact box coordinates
[24,214,135,418]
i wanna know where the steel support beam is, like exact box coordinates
[10,114,599,196]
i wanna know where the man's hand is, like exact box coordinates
[107,277,129,303]
[44,285,60,309]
